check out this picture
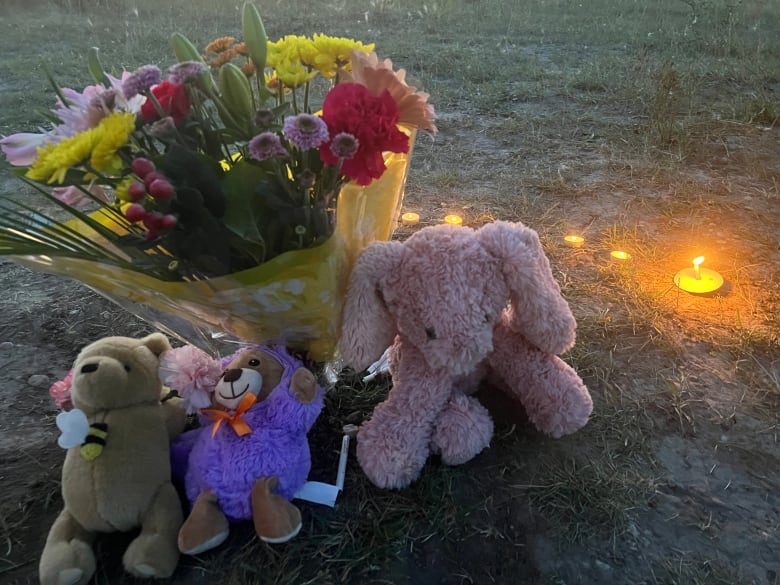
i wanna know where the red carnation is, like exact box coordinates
[319,83,409,186]
[140,81,191,124]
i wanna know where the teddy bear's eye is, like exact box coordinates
[425,327,437,340]
[248,358,260,367]
[124,365,131,372]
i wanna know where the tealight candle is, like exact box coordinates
[610,250,631,261]
[564,235,585,248]
[401,212,420,226]
[674,256,723,294]
[444,214,463,226]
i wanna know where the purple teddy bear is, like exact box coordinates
[170,345,324,555]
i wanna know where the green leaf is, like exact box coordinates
[42,64,71,109]
[221,160,277,243]
[40,111,64,126]
[87,47,111,86]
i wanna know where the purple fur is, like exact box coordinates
[171,347,324,521]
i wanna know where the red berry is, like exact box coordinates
[143,212,164,231]
[159,214,177,230]
[143,171,166,188]
[124,203,147,223]
[131,157,156,178]
[128,182,147,201]
[144,230,158,241]
[149,179,174,201]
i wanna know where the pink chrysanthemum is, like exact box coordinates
[49,369,74,411]
[282,114,329,150]
[1,72,144,167]
[248,132,287,161]
[159,345,222,413]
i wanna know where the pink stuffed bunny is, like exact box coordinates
[339,220,593,489]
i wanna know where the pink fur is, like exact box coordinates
[340,221,593,489]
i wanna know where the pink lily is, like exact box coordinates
[0,132,50,166]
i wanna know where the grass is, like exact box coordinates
[650,553,741,585]
[1,0,779,583]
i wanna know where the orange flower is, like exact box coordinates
[241,62,257,77]
[208,48,239,68]
[234,42,249,56]
[341,49,437,133]
[205,36,236,54]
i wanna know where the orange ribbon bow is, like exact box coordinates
[202,392,257,438]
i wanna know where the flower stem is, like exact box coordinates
[144,89,167,120]
[291,86,299,114]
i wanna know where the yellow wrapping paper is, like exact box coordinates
[11,130,416,361]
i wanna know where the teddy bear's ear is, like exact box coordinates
[140,332,171,357]
[339,240,403,372]
[477,221,577,355]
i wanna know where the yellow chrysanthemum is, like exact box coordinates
[274,58,318,88]
[90,112,135,174]
[26,131,98,184]
[267,37,318,88]
[305,34,375,78]
[25,112,134,185]
[266,35,313,71]
[266,35,371,86]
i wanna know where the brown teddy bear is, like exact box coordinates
[39,333,187,585]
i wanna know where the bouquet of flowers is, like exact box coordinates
[0,2,436,359]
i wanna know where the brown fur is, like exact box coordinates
[39,334,186,585]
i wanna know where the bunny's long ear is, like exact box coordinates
[339,240,404,372]
[478,221,576,355]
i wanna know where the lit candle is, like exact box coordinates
[444,214,463,226]
[610,250,631,261]
[674,256,724,294]
[564,235,585,248]
[401,212,420,226]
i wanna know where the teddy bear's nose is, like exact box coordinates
[222,368,242,383]
[80,363,99,374]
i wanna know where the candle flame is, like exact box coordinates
[693,256,704,267]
